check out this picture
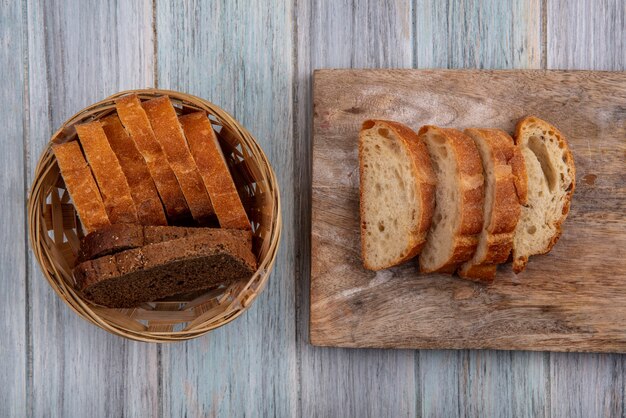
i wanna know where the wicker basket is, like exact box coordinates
[27,89,281,342]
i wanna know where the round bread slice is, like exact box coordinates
[418,126,484,274]
[511,116,576,273]
[359,120,436,271]
[458,128,521,282]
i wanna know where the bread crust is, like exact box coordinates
[115,94,191,223]
[418,126,484,273]
[76,121,139,224]
[142,98,215,225]
[458,128,521,282]
[179,112,251,230]
[359,120,436,270]
[101,115,168,225]
[512,116,576,273]
[52,141,110,233]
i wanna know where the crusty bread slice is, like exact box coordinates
[73,231,257,308]
[358,120,435,270]
[101,115,167,226]
[115,94,191,223]
[179,112,251,230]
[78,223,252,262]
[418,126,484,274]
[142,97,215,225]
[52,141,110,233]
[75,121,139,224]
[458,128,520,282]
[511,116,576,273]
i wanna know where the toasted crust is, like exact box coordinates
[418,126,484,273]
[359,120,436,270]
[179,112,251,230]
[101,115,168,225]
[458,128,521,282]
[75,121,139,224]
[115,94,191,223]
[512,116,576,273]
[142,97,215,225]
[52,141,110,233]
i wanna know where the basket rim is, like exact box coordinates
[27,88,282,342]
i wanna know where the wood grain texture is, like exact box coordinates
[0,0,26,415]
[548,0,625,70]
[156,0,297,415]
[547,2,626,416]
[312,69,626,352]
[296,1,418,417]
[415,0,542,68]
[25,0,158,416]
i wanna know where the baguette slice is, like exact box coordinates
[78,223,252,262]
[179,112,251,230]
[52,141,110,232]
[75,121,139,224]
[359,120,436,270]
[101,115,167,226]
[115,94,191,223]
[512,116,575,273]
[73,231,257,308]
[142,97,215,224]
[418,126,484,273]
[458,128,521,281]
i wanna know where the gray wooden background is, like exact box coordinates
[1,0,624,416]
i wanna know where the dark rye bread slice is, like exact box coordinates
[77,224,252,262]
[73,232,257,308]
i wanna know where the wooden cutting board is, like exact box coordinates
[310,69,626,353]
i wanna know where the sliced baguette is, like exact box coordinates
[179,112,251,230]
[75,121,139,224]
[101,115,168,226]
[458,128,520,281]
[73,231,257,308]
[359,120,436,270]
[142,97,215,225]
[418,126,484,273]
[115,94,191,223]
[52,141,110,232]
[77,223,252,262]
[511,116,575,273]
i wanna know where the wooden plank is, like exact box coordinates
[156,1,297,416]
[295,1,418,417]
[548,1,625,416]
[0,1,26,415]
[415,0,542,68]
[548,0,625,70]
[414,3,547,416]
[25,0,158,416]
[311,69,626,351]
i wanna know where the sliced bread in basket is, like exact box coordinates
[358,120,436,270]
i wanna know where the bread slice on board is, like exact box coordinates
[418,126,484,274]
[358,120,436,270]
[115,94,191,223]
[78,223,252,262]
[457,128,521,282]
[101,115,167,226]
[52,141,110,233]
[73,231,257,307]
[75,121,139,224]
[142,97,215,224]
[179,112,251,230]
[511,116,576,273]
